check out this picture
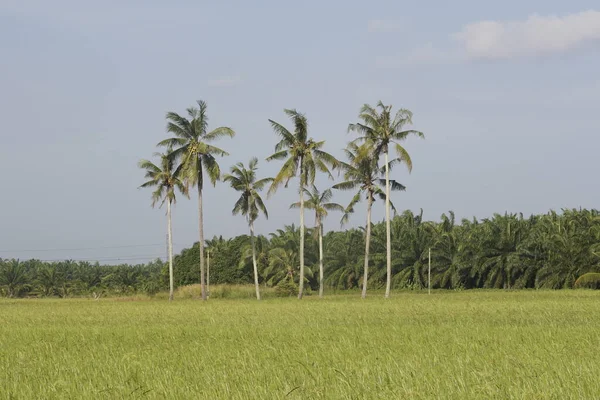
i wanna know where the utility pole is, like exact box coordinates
[207,248,210,298]
[428,248,431,295]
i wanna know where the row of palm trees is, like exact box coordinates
[229,208,599,291]
[139,100,423,301]
[0,258,163,298]
[3,207,597,298]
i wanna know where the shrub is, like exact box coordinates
[574,273,600,290]
[175,284,277,299]
[275,279,298,297]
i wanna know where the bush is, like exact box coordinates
[175,284,276,299]
[275,279,298,297]
[574,273,600,290]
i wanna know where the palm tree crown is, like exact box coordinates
[266,109,339,195]
[158,100,235,188]
[348,101,423,170]
[291,185,344,228]
[138,150,188,208]
[223,157,272,224]
[334,143,403,222]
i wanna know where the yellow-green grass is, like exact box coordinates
[1,290,599,399]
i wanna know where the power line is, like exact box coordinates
[38,255,166,262]
[0,243,179,254]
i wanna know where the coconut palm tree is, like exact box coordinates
[266,108,339,299]
[223,157,273,300]
[158,100,235,301]
[290,185,344,298]
[138,150,188,301]
[349,101,423,298]
[333,142,404,298]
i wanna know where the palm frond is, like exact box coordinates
[393,143,414,173]
[266,150,289,162]
[332,180,360,191]
[205,126,235,142]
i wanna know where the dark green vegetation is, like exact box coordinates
[2,292,600,399]
[2,208,599,297]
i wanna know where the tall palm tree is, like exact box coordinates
[333,142,404,298]
[138,150,188,301]
[266,109,339,299]
[223,157,272,300]
[290,185,344,298]
[349,101,423,298]
[158,100,235,301]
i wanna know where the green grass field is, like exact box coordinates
[1,290,599,399]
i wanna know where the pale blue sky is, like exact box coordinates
[1,0,598,263]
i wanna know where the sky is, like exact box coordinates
[1,0,598,263]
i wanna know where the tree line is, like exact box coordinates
[2,207,599,298]
[0,258,164,298]
[175,208,600,291]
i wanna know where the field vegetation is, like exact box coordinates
[1,291,599,399]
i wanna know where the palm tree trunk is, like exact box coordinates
[167,199,174,301]
[318,219,324,298]
[384,150,392,298]
[198,182,206,301]
[298,178,305,300]
[362,193,373,299]
[250,221,261,300]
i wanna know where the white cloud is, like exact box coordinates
[207,75,241,88]
[454,10,600,59]
[368,19,401,33]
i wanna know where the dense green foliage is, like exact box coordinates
[0,259,164,298]
[224,207,600,291]
[2,208,599,297]
[2,291,600,399]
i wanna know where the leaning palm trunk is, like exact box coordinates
[318,221,324,298]
[198,182,207,301]
[362,194,373,299]
[167,199,174,301]
[298,179,305,299]
[384,150,392,298]
[250,221,261,300]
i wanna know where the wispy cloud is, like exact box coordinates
[207,75,241,88]
[367,19,401,33]
[454,10,600,60]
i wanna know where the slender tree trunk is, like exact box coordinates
[318,219,324,298]
[167,199,174,301]
[384,150,392,298]
[250,221,261,300]
[198,182,206,301]
[428,248,431,295]
[298,177,305,300]
[362,193,373,299]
